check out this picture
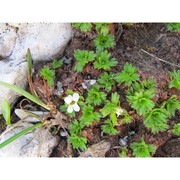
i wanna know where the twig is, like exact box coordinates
[141,49,180,68]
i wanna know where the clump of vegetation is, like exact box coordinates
[130,138,156,157]
[119,147,128,157]
[97,72,115,92]
[102,119,118,135]
[115,63,140,86]
[169,70,180,89]
[144,108,168,134]
[161,95,180,118]
[40,66,55,86]
[80,105,101,126]
[74,49,96,72]
[72,23,92,32]
[95,23,110,35]
[172,123,180,136]
[94,34,115,52]
[86,85,107,106]
[68,120,87,151]
[93,50,118,70]
[127,90,155,116]
[167,23,180,32]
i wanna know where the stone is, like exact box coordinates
[0,23,73,114]
[79,140,111,157]
[14,109,49,123]
[82,79,96,90]
[0,61,28,114]
[0,122,59,157]
[0,23,17,59]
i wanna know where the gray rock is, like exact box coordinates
[0,23,73,114]
[14,109,49,123]
[0,122,58,157]
[0,23,17,58]
[119,136,128,146]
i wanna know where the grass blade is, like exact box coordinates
[1,100,11,125]
[0,81,51,111]
[27,48,39,97]
[0,123,42,149]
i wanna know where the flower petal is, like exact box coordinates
[67,105,73,113]
[64,95,72,104]
[90,79,96,85]
[72,93,79,102]
[116,108,123,117]
[72,103,80,112]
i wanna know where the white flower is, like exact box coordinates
[64,93,80,113]
[116,107,123,117]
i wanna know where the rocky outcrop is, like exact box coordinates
[0,23,73,114]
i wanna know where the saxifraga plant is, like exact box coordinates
[130,138,156,157]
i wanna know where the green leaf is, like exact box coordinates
[0,81,50,111]
[94,34,115,52]
[120,113,132,124]
[26,48,32,78]
[119,147,128,157]
[167,23,180,32]
[69,120,84,135]
[102,119,118,135]
[144,108,168,134]
[72,23,92,33]
[95,23,110,35]
[0,123,42,149]
[97,72,115,92]
[172,123,180,135]
[86,85,107,106]
[115,63,140,86]
[169,70,180,90]
[130,138,156,157]
[80,105,101,126]
[100,103,115,118]
[52,59,63,69]
[127,90,155,116]
[93,50,118,70]
[161,95,180,118]
[40,66,55,86]
[68,134,87,151]
[1,99,11,125]
[74,50,96,72]
[111,92,120,106]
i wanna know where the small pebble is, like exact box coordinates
[82,79,96,89]
[60,129,68,137]
[119,136,128,146]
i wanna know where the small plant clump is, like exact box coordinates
[40,66,55,86]
[93,50,118,70]
[144,108,168,134]
[86,85,107,106]
[80,105,101,126]
[167,23,180,33]
[95,23,110,35]
[115,63,140,86]
[72,23,92,32]
[94,34,115,52]
[130,138,156,157]
[169,70,180,90]
[97,72,115,92]
[172,123,180,136]
[74,50,96,72]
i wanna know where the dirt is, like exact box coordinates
[1,23,180,157]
